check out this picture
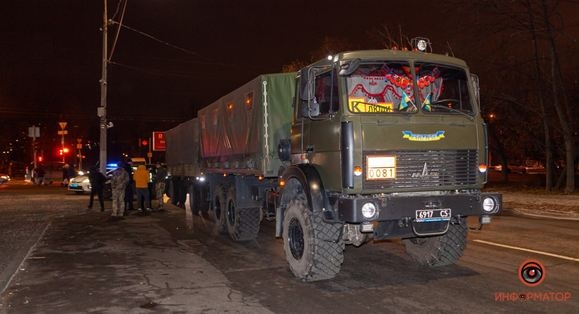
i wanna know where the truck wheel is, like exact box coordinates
[225,187,260,241]
[282,193,344,281]
[212,186,227,234]
[402,221,467,267]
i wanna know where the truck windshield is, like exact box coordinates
[346,61,474,115]
[415,62,474,115]
[346,62,417,113]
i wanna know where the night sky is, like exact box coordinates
[1,0,577,168]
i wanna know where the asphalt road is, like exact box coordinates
[0,182,577,313]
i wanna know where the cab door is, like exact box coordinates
[292,68,341,190]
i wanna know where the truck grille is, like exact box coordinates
[363,150,478,189]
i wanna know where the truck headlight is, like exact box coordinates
[478,164,488,173]
[361,202,377,219]
[482,197,497,213]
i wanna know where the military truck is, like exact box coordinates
[166,41,502,281]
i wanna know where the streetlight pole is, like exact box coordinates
[98,0,108,174]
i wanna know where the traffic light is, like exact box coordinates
[58,147,71,156]
[37,156,43,162]
[141,139,148,147]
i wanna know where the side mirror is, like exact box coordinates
[300,99,320,118]
[309,100,320,117]
[299,68,316,101]
[470,73,480,107]
[339,58,361,76]
[298,67,321,118]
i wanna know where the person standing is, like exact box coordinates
[123,162,135,212]
[110,164,129,219]
[67,165,76,182]
[134,165,151,212]
[35,165,45,185]
[88,166,106,211]
[153,163,167,210]
[62,163,71,186]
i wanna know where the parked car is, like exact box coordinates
[489,164,503,172]
[510,160,545,174]
[0,173,10,184]
[492,160,545,174]
[68,169,113,198]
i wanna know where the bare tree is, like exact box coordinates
[455,0,576,192]
[540,0,575,192]
[526,0,554,190]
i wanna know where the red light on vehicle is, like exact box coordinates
[63,147,70,154]
[245,93,253,110]
[37,156,43,162]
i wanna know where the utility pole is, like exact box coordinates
[98,0,108,174]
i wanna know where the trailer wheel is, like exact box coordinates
[282,192,344,281]
[225,187,260,242]
[212,185,227,234]
[402,220,468,267]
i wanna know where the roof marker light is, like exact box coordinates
[417,39,428,51]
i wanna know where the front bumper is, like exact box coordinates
[336,192,502,223]
[68,182,90,193]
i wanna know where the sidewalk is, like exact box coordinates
[495,190,579,221]
[0,208,271,314]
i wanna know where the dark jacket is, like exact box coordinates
[88,169,106,190]
[153,166,167,184]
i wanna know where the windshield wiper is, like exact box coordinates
[425,104,474,121]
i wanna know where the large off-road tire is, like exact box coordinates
[211,185,227,234]
[225,187,260,242]
[402,221,468,267]
[282,193,344,281]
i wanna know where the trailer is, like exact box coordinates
[167,42,502,281]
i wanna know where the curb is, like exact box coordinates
[510,208,579,221]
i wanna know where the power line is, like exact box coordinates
[109,20,200,57]
[108,19,255,69]
[110,0,125,20]
[108,0,128,62]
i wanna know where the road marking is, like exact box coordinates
[473,239,579,262]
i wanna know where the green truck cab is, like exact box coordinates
[277,48,501,281]
[165,42,501,282]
